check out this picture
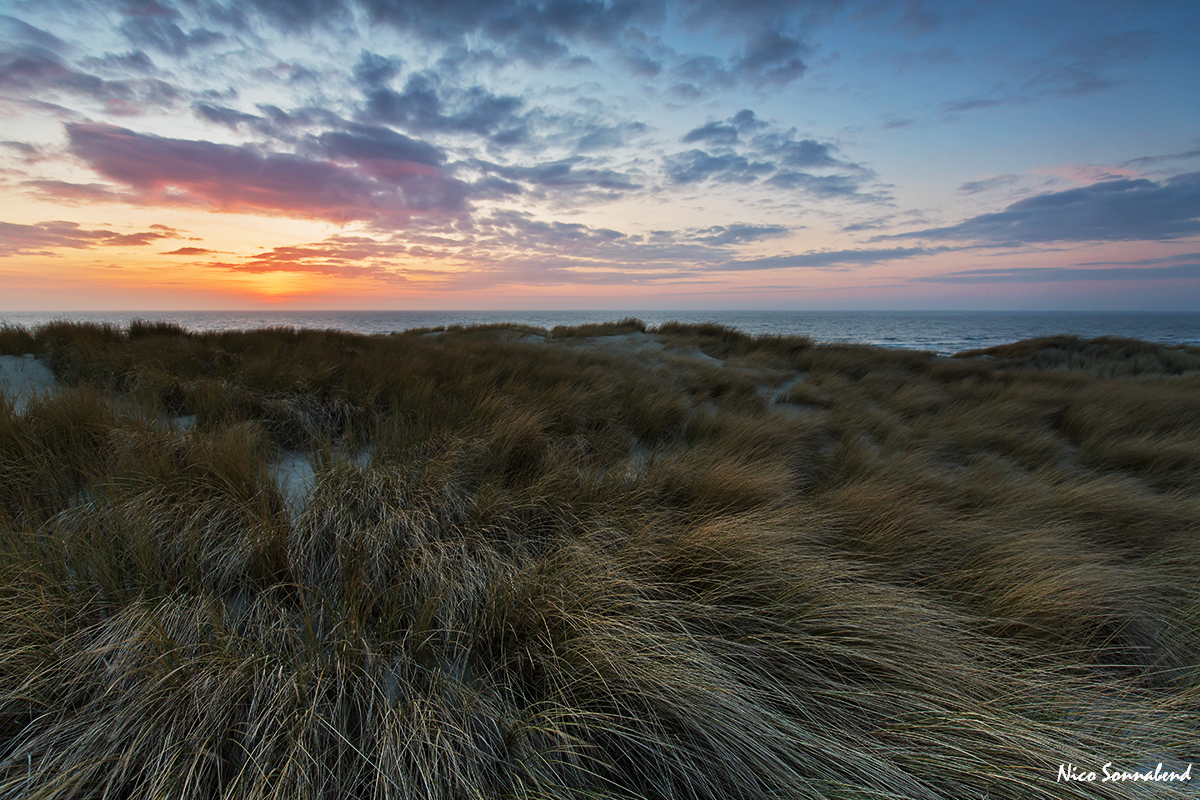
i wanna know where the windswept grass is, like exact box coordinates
[1,320,1197,799]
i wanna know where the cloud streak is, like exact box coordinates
[893,173,1200,244]
[914,262,1200,284]
[0,220,180,256]
[717,247,939,272]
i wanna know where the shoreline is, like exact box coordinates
[5,309,1199,354]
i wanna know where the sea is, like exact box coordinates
[2,310,1198,357]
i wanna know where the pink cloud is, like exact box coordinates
[161,246,214,255]
[0,219,179,256]
[66,123,469,225]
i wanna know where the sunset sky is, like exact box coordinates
[2,0,1198,311]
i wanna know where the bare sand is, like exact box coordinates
[0,354,60,414]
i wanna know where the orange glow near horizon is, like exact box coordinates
[4,189,1200,312]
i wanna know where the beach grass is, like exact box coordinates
[1,320,1198,798]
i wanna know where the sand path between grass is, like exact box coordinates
[0,354,61,414]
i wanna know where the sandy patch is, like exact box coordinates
[560,331,665,359]
[270,448,373,510]
[507,332,549,345]
[0,354,60,414]
[673,345,722,366]
[269,451,319,511]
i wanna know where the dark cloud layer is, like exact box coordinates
[895,173,1200,244]
[172,0,820,91]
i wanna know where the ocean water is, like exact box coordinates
[2,310,1198,356]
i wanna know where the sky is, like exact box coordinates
[1,0,1198,311]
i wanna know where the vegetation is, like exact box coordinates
[1,319,1198,799]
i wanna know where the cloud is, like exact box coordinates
[0,15,67,52]
[476,156,641,193]
[732,30,807,85]
[664,116,882,201]
[958,174,1021,194]
[360,72,527,144]
[892,172,1200,244]
[173,210,914,291]
[913,262,1200,284]
[941,95,1015,114]
[1024,30,1154,98]
[1,140,42,160]
[1075,252,1200,268]
[752,132,846,170]
[22,179,127,202]
[682,120,740,146]
[80,50,158,73]
[481,210,625,245]
[670,54,735,97]
[357,0,652,50]
[0,220,178,256]
[195,103,345,142]
[352,51,402,88]
[680,112,764,142]
[1122,146,1200,168]
[161,246,215,255]
[937,29,1157,120]
[574,121,648,152]
[689,223,789,245]
[766,171,874,198]
[202,233,467,285]
[841,216,899,232]
[232,237,411,280]
[193,102,262,129]
[66,122,469,224]
[315,124,446,167]
[716,247,938,271]
[0,48,181,113]
[119,16,224,58]
[200,0,820,90]
[664,149,773,185]
[620,48,662,77]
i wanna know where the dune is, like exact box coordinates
[1,320,1198,800]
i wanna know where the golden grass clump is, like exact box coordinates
[1,320,1198,799]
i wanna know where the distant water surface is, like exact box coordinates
[3,310,1198,356]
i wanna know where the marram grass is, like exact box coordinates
[1,320,1198,799]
